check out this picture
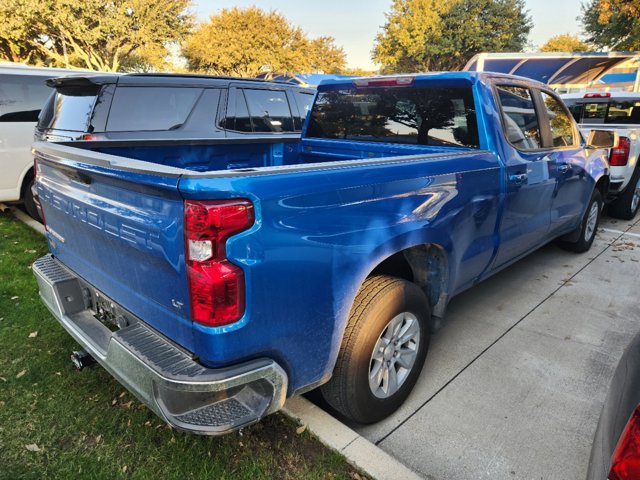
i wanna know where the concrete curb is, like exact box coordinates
[10,206,46,235]
[10,207,423,480]
[283,396,423,480]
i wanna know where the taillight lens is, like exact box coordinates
[184,200,254,327]
[610,405,640,480]
[610,136,631,166]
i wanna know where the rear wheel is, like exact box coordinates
[559,189,602,253]
[320,275,430,424]
[609,165,640,220]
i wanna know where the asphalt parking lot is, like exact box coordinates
[351,214,640,480]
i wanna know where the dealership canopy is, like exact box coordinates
[464,52,640,90]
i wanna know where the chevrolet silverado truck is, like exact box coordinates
[32,72,613,435]
[562,92,640,219]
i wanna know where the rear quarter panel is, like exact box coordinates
[179,150,502,393]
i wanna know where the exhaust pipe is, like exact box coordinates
[70,350,96,370]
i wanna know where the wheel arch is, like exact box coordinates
[365,243,450,325]
[595,174,609,203]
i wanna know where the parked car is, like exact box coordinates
[562,92,640,219]
[35,73,315,143]
[0,63,89,220]
[32,72,613,435]
[587,330,640,480]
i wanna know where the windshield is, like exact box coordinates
[565,99,640,125]
[307,86,479,148]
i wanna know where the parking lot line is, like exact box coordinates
[600,227,640,239]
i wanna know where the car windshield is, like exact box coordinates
[565,98,640,125]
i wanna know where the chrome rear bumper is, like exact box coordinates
[32,254,287,435]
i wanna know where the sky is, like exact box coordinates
[192,0,585,70]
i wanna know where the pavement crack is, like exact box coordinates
[375,222,636,447]
[340,436,359,452]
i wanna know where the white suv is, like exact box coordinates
[0,63,88,219]
[562,92,640,219]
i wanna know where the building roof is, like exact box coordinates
[463,52,639,89]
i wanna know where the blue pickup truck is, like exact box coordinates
[32,72,612,435]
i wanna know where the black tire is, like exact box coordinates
[320,275,430,424]
[559,189,602,253]
[609,165,640,220]
[23,178,42,223]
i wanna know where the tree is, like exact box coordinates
[0,0,193,71]
[582,0,640,50]
[182,7,346,77]
[540,34,592,52]
[0,0,46,64]
[373,0,532,72]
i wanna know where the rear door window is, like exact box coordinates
[230,90,253,132]
[0,74,52,122]
[306,86,479,147]
[496,85,542,150]
[106,87,201,131]
[243,89,294,133]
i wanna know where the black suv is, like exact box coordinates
[35,73,315,142]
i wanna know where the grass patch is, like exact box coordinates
[0,212,360,480]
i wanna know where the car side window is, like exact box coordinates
[243,89,294,133]
[106,87,201,131]
[293,91,314,130]
[496,85,542,150]
[232,90,253,132]
[0,74,52,122]
[540,91,577,147]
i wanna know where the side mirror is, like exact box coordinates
[586,129,618,149]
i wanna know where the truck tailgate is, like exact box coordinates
[33,143,193,350]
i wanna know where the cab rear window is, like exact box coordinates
[567,99,640,125]
[306,86,479,148]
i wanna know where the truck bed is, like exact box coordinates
[63,138,474,173]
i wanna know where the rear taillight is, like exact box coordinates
[610,136,631,166]
[584,92,611,98]
[610,405,640,480]
[184,199,254,327]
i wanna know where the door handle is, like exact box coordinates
[509,173,528,184]
[558,164,570,174]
